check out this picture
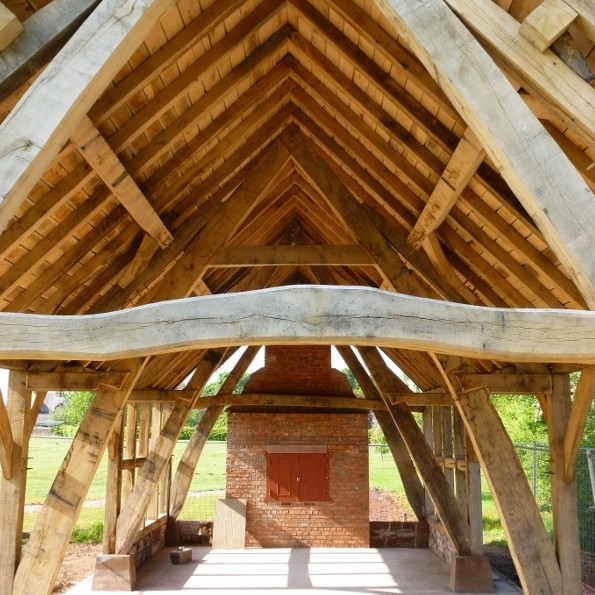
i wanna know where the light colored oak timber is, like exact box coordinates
[88,0,245,123]
[548,374,582,594]
[0,0,177,235]
[335,345,426,521]
[449,383,563,594]
[457,373,553,394]
[0,3,23,51]
[408,129,486,250]
[129,389,196,403]
[12,358,146,595]
[0,370,28,595]
[387,391,453,406]
[115,349,226,554]
[420,234,478,304]
[193,393,384,411]
[122,403,137,501]
[0,388,12,479]
[0,0,101,103]
[383,0,595,308]
[169,345,259,518]
[443,0,595,146]
[108,0,287,158]
[563,0,595,40]
[26,369,130,391]
[71,116,172,247]
[564,366,595,480]
[519,0,577,51]
[103,412,123,554]
[210,245,374,267]
[357,346,472,554]
[1,286,595,363]
[144,140,292,304]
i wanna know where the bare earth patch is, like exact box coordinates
[53,543,101,594]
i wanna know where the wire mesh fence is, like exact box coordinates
[515,443,595,590]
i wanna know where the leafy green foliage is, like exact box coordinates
[342,368,363,397]
[50,391,95,436]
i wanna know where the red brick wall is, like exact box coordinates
[227,412,369,548]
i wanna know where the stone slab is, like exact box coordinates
[92,554,136,591]
[450,555,494,593]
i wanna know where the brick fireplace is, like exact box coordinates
[226,346,369,547]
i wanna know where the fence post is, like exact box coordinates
[587,448,595,507]
[532,441,538,497]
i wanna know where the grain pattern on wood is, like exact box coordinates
[12,359,146,595]
[519,0,577,52]
[0,370,27,595]
[383,0,595,308]
[0,0,176,234]
[547,374,582,594]
[0,0,101,104]
[0,389,12,479]
[0,3,23,51]
[455,386,562,595]
[169,345,259,518]
[1,286,595,363]
[564,366,595,481]
[212,499,247,549]
[357,346,472,555]
[26,370,129,391]
[115,349,226,554]
[457,373,553,394]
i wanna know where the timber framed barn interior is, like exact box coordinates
[0,0,594,593]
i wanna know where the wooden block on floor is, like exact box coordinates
[450,556,494,593]
[92,554,136,591]
[170,546,193,564]
[212,498,246,549]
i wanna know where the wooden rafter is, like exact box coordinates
[383,0,595,308]
[70,116,173,248]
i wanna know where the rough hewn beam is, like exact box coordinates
[12,358,146,595]
[564,366,595,480]
[457,373,553,394]
[0,0,101,103]
[0,287,594,363]
[519,0,577,52]
[0,389,12,479]
[408,129,486,250]
[0,0,176,234]
[210,245,374,267]
[115,349,226,554]
[0,3,23,51]
[383,0,595,308]
[26,369,129,391]
[70,116,173,247]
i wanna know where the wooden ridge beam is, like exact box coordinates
[564,366,595,481]
[383,0,595,308]
[70,116,172,248]
[0,0,100,103]
[1,286,595,363]
[26,369,130,391]
[210,245,374,268]
[408,129,486,250]
[0,0,177,235]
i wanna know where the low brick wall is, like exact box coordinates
[227,411,369,548]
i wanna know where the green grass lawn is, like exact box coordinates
[25,436,538,550]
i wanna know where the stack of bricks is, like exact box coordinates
[226,346,369,548]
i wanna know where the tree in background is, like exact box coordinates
[50,391,95,436]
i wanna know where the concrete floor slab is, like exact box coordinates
[65,547,521,595]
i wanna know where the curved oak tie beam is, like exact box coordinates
[1,285,594,363]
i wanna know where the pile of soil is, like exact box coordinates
[53,543,101,594]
